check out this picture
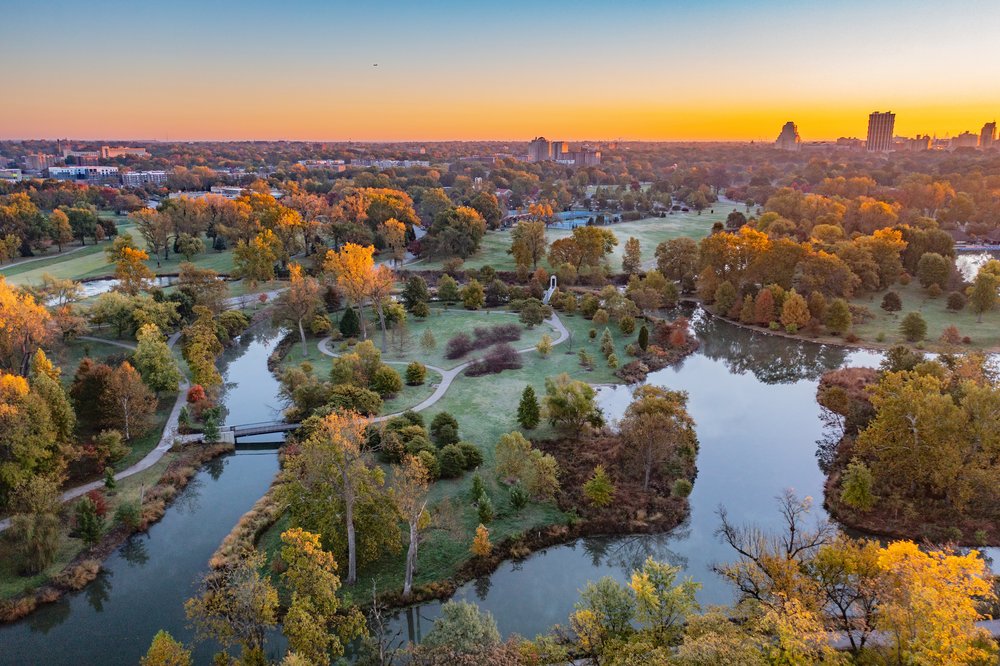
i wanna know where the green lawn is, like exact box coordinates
[414,201,744,272]
[849,281,1000,349]
[52,338,132,386]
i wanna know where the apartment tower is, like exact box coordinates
[866,111,895,152]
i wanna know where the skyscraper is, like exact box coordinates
[774,121,801,150]
[866,111,895,152]
[527,137,551,162]
[981,122,997,150]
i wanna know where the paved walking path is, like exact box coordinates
[317,311,569,422]
[1,243,91,270]
[0,332,191,532]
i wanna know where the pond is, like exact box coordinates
[78,276,176,299]
[0,325,287,666]
[386,309,886,643]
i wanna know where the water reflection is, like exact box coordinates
[120,536,150,567]
[85,572,112,613]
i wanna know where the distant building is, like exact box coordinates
[297,159,346,171]
[24,153,54,171]
[527,137,551,162]
[101,146,150,159]
[48,165,119,182]
[551,141,567,160]
[980,122,996,150]
[951,131,979,150]
[350,159,429,169]
[866,111,895,152]
[0,169,23,182]
[900,135,931,151]
[121,170,168,187]
[835,137,864,150]
[61,149,100,165]
[775,122,801,151]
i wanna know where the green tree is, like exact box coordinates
[620,385,698,490]
[517,385,540,429]
[713,281,737,314]
[840,458,876,512]
[74,495,104,545]
[824,298,852,335]
[402,276,430,312]
[405,361,426,386]
[175,233,205,261]
[436,274,460,303]
[339,305,360,338]
[461,279,485,310]
[543,373,602,433]
[133,324,181,394]
[916,252,950,289]
[510,220,547,270]
[422,601,500,656]
[638,325,649,351]
[419,329,436,352]
[969,269,999,322]
[900,311,927,342]
[8,475,62,573]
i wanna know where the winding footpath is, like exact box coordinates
[0,332,191,533]
[318,310,570,422]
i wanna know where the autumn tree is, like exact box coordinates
[392,455,431,598]
[50,208,74,252]
[324,242,377,340]
[825,298,852,335]
[0,276,52,376]
[141,631,192,666]
[273,263,324,356]
[379,218,407,266]
[655,237,699,280]
[181,306,224,389]
[543,373,602,433]
[0,372,60,504]
[8,474,62,573]
[185,551,278,664]
[969,266,999,322]
[621,236,642,275]
[461,279,485,310]
[779,289,810,333]
[279,528,366,665]
[509,220,547,270]
[104,361,156,440]
[753,288,775,325]
[233,228,281,286]
[620,386,698,490]
[177,263,227,314]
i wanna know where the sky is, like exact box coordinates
[2,0,999,142]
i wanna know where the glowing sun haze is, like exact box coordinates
[3,0,998,141]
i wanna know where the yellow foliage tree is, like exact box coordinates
[471,523,491,557]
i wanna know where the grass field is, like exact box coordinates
[413,201,745,272]
[849,280,1000,349]
[259,308,642,597]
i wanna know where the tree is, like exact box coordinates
[520,299,546,327]
[106,233,154,295]
[779,290,810,333]
[543,373,602,433]
[881,290,902,312]
[535,333,553,357]
[510,220,547,270]
[915,252,950,289]
[436,274,460,303]
[572,226,618,267]
[424,206,487,258]
[621,385,698,490]
[461,279,485,310]
[175,233,205,261]
[185,551,278,663]
[134,324,181,394]
[401,276,430,312]
[280,528,365,665]
[182,306,224,389]
[131,208,173,264]
[656,237,699,280]
[63,205,100,245]
[273,264,324,357]
[8,475,62,574]
[75,495,104,545]
[840,458,875,512]
[141,630,192,666]
[339,305,360,338]
[819,298,850,335]
[583,465,615,507]
[0,276,52,376]
[899,311,926,342]
[713,281,737,314]
[419,329,436,353]
[638,325,649,350]
[393,456,431,598]
[50,209,74,252]
[379,218,407,266]
[233,229,280,285]
[517,385,540,429]
[622,237,642,275]
[104,361,156,440]
[753,288,775,325]
[422,600,500,655]
[470,525,492,558]
[969,268,999,322]
[325,242,392,345]
[430,412,460,446]
[285,410,375,584]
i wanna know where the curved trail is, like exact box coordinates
[0,332,190,532]
[318,310,569,422]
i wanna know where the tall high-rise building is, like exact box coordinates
[550,140,566,160]
[774,121,801,150]
[866,111,895,152]
[527,137,551,162]
[981,122,997,150]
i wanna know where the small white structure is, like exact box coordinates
[542,275,558,304]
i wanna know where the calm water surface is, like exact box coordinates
[0,325,286,666]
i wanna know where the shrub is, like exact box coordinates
[309,315,332,336]
[115,501,141,530]
[469,526,493,558]
[578,349,594,370]
[898,272,911,286]
[439,444,468,479]
[900,311,927,342]
[457,442,483,469]
[472,323,521,345]
[186,384,207,404]
[519,299,546,328]
[588,328,597,340]
[445,332,474,359]
[825,298,852,335]
[671,478,693,498]
[430,412,460,446]
[327,384,382,416]
[947,291,967,311]
[509,484,528,511]
[405,361,426,386]
[939,325,962,346]
[580,295,600,318]
[536,334,553,357]
[607,353,619,369]
[74,497,104,545]
[592,309,609,326]
[637,325,649,350]
[927,283,942,298]
[470,473,486,501]
[618,315,636,335]
[465,343,523,376]
[371,365,403,397]
[840,458,876,512]
[477,494,494,523]
[600,328,614,357]
[882,291,903,312]
[417,450,440,479]
[583,465,615,507]
[411,301,430,318]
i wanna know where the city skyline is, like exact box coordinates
[2,0,999,141]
